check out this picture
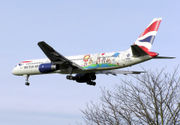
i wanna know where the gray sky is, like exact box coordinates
[1,0,180,124]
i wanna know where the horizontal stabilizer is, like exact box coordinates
[96,70,146,75]
[131,45,148,57]
[153,56,175,59]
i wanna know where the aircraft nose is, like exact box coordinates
[12,67,18,75]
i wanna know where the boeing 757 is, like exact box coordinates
[12,18,174,86]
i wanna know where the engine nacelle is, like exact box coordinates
[39,63,57,73]
[75,73,96,83]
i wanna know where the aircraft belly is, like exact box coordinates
[124,56,151,66]
[21,68,40,75]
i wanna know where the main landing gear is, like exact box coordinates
[87,81,96,86]
[66,75,75,80]
[66,73,96,86]
[25,75,30,86]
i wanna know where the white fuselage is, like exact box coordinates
[12,48,151,76]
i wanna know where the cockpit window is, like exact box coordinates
[15,63,22,67]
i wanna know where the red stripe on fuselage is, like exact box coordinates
[21,61,32,63]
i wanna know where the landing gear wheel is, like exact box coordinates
[66,75,70,79]
[66,75,73,80]
[25,82,30,86]
[91,82,96,86]
[24,75,30,86]
[87,81,96,86]
[90,74,96,80]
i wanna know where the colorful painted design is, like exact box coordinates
[83,55,90,62]
[83,63,119,69]
[112,53,120,57]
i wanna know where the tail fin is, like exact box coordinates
[134,18,162,50]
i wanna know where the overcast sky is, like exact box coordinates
[1,0,180,124]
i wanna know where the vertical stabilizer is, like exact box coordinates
[134,18,162,50]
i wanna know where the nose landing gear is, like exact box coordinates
[24,75,30,86]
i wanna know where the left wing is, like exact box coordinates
[96,70,146,76]
[38,41,84,71]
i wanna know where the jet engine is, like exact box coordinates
[66,73,96,86]
[39,63,57,73]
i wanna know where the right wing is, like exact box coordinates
[153,56,175,59]
[96,70,146,76]
[38,41,84,71]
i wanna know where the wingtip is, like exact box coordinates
[38,41,46,45]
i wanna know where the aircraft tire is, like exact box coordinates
[66,75,73,80]
[25,82,30,86]
[87,81,96,86]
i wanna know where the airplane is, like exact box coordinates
[12,18,174,86]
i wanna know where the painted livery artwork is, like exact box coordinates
[82,52,121,70]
